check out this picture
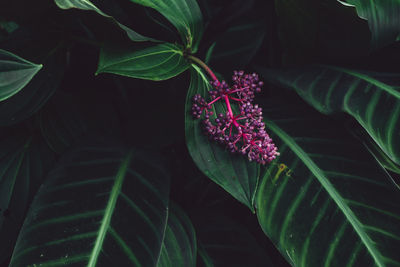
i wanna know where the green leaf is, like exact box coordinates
[129,0,203,51]
[0,131,55,263]
[0,49,42,102]
[54,0,157,42]
[97,43,190,81]
[158,204,197,267]
[0,46,66,126]
[260,66,400,167]
[255,96,400,266]
[9,146,196,266]
[338,0,400,49]
[185,67,260,211]
[365,137,400,176]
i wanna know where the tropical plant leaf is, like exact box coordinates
[260,66,400,167]
[0,46,66,126]
[255,96,400,266]
[0,131,55,263]
[97,43,189,81]
[185,67,260,211]
[0,49,42,102]
[128,0,203,52]
[195,214,273,267]
[54,0,158,42]
[338,0,400,49]
[9,146,196,267]
[158,204,197,267]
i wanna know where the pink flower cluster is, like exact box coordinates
[191,71,279,165]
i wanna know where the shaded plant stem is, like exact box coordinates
[187,55,219,83]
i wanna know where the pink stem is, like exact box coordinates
[187,55,219,83]
[228,96,244,102]
[228,87,250,94]
[207,96,221,106]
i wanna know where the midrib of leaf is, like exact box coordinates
[155,206,169,267]
[266,120,385,267]
[98,46,182,73]
[324,65,400,99]
[87,151,133,267]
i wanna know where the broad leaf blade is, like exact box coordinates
[158,204,197,267]
[338,0,400,49]
[0,131,55,263]
[260,66,400,167]
[0,49,42,101]
[185,67,260,211]
[129,0,203,51]
[97,43,189,81]
[54,0,157,42]
[256,97,400,266]
[10,146,171,266]
[0,45,66,126]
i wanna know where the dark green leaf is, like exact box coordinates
[0,131,55,263]
[260,66,400,167]
[0,49,42,101]
[129,0,203,51]
[0,46,65,126]
[365,137,400,176]
[185,67,260,211]
[9,146,195,266]
[54,0,157,42]
[256,96,400,266]
[338,0,400,49]
[159,204,197,267]
[97,43,189,81]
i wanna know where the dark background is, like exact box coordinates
[1,0,399,266]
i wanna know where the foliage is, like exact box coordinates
[0,0,399,266]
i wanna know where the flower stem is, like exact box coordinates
[187,55,219,83]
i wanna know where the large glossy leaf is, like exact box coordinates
[9,146,196,266]
[260,66,400,167]
[255,96,400,266]
[185,67,260,211]
[54,0,157,42]
[0,131,55,263]
[129,0,203,51]
[338,0,400,49]
[0,46,66,126]
[0,49,42,101]
[97,43,189,81]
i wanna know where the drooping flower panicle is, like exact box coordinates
[191,70,279,165]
